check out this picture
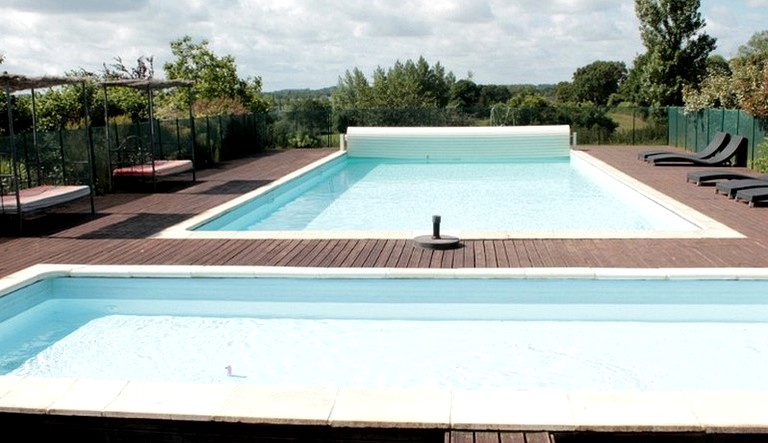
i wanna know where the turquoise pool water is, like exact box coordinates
[3,275,768,390]
[193,155,699,233]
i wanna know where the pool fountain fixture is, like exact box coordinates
[413,215,461,250]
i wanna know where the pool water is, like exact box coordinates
[3,275,768,390]
[194,155,699,233]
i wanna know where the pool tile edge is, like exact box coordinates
[4,377,768,433]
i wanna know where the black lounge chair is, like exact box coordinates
[734,187,768,207]
[715,178,768,198]
[647,135,747,166]
[686,170,768,186]
[639,131,730,161]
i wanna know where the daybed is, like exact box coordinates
[640,131,730,161]
[1,73,96,231]
[0,185,91,214]
[102,79,196,191]
[647,135,747,167]
[112,159,195,180]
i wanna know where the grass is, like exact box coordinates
[608,110,651,131]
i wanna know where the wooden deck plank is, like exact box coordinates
[523,432,551,443]
[474,432,500,443]
[305,240,341,267]
[493,240,510,267]
[449,431,475,443]
[473,241,487,267]
[273,240,306,266]
[499,433,525,443]
[230,239,283,264]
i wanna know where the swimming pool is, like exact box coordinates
[158,150,740,240]
[3,265,768,390]
[3,264,768,431]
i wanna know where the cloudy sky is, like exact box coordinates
[1,0,766,92]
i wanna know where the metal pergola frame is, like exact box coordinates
[1,72,96,231]
[100,79,196,190]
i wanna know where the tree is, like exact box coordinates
[331,57,456,126]
[369,57,455,108]
[104,56,155,80]
[554,81,575,103]
[682,55,736,113]
[449,79,481,109]
[634,0,716,106]
[738,30,768,58]
[163,35,269,115]
[732,30,768,117]
[332,57,455,110]
[331,67,372,110]
[706,55,731,76]
[683,30,768,117]
[730,51,768,118]
[100,56,156,122]
[476,84,511,108]
[569,60,627,105]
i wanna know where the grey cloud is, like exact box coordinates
[1,0,149,14]
[437,0,494,24]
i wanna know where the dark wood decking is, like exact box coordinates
[2,145,768,278]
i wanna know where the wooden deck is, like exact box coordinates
[2,145,768,278]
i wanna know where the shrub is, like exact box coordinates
[750,138,768,173]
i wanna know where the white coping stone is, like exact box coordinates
[103,381,235,421]
[592,268,682,280]
[8,264,768,284]
[685,392,768,432]
[68,264,202,278]
[0,377,77,413]
[188,265,262,278]
[568,391,702,432]
[0,375,24,399]
[522,267,597,279]
[330,388,452,428]
[214,386,338,425]
[662,267,768,280]
[451,390,575,431]
[0,263,72,296]
[48,379,129,416]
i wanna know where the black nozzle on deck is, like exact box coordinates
[413,214,461,250]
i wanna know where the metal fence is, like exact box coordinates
[668,107,767,166]
[12,106,764,194]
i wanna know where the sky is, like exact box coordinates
[1,0,767,92]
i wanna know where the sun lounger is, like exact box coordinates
[734,187,768,207]
[715,178,768,198]
[112,159,194,179]
[686,170,768,186]
[0,185,91,214]
[639,131,730,161]
[647,135,747,166]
